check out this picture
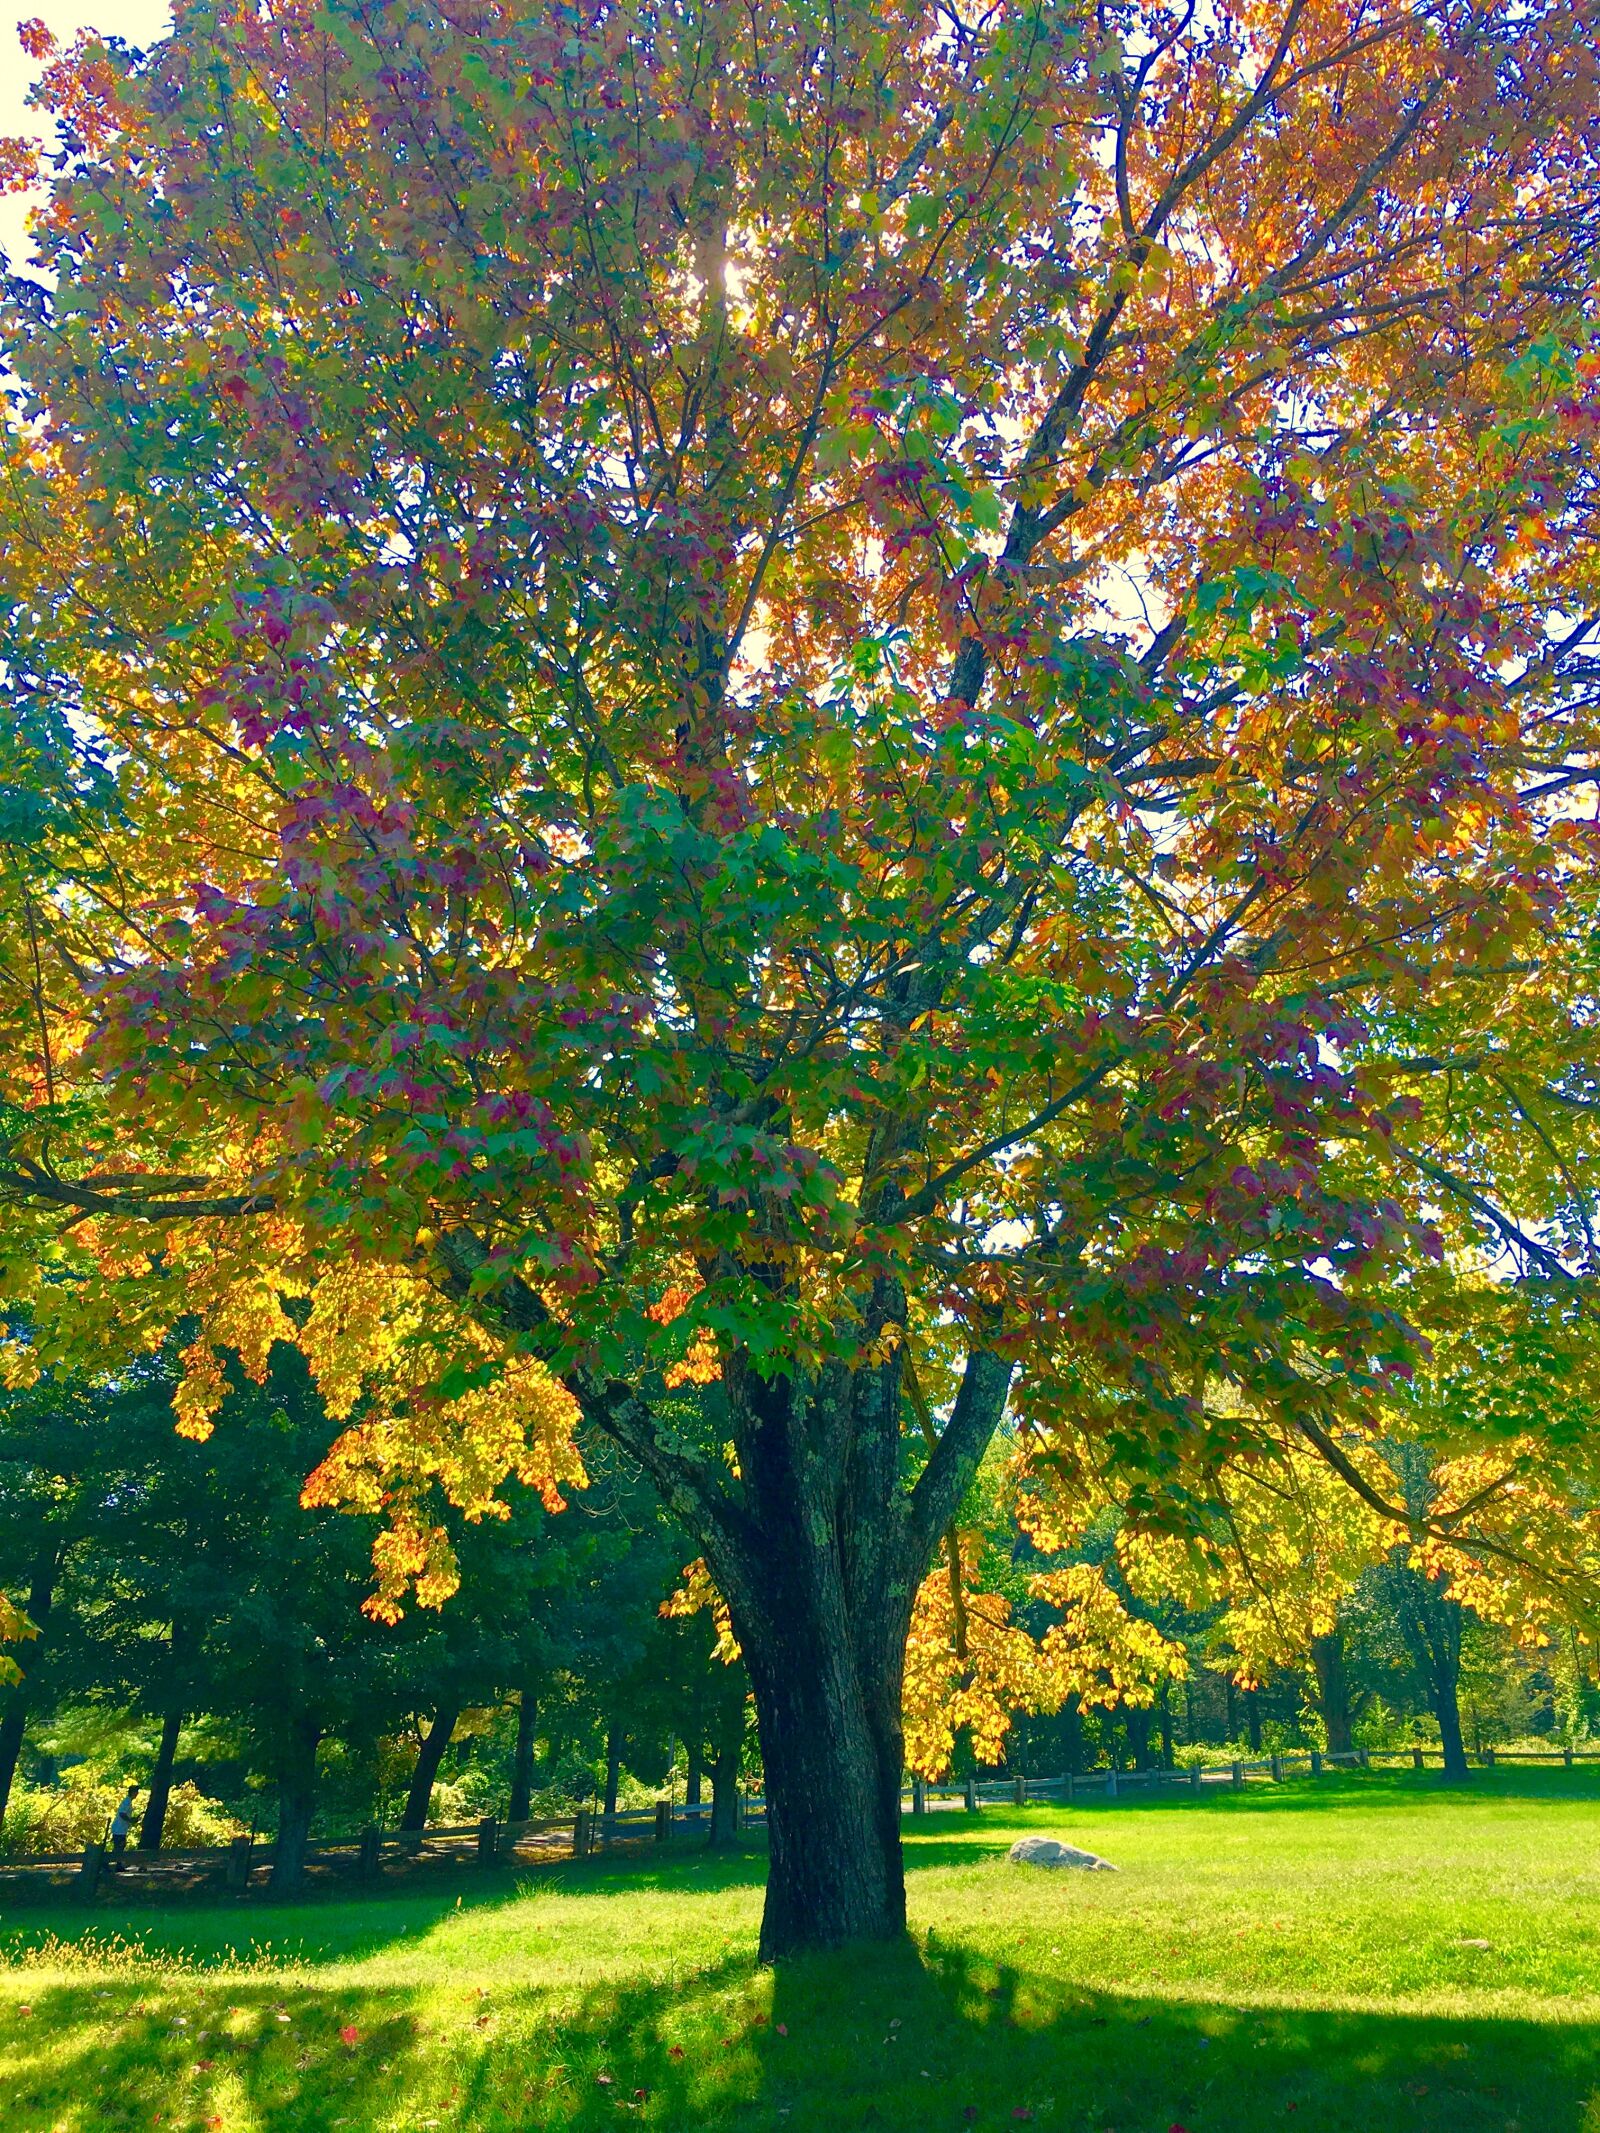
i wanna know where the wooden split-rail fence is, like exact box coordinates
[905,1741,1599,1814]
[3,1742,1590,1901]
[0,1797,767,1902]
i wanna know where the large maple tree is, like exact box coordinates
[2,0,1599,1954]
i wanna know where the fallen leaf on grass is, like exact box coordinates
[775,2024,787,2036]
[596,2071,614,2086]
[339,2025,360,2047]
[667,2046,684,2061]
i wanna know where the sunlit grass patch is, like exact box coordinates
[1,1771,1598,2131]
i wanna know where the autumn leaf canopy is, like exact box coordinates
[0,0,1597,1615]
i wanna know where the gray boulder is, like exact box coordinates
[1007,1835,1118,1872]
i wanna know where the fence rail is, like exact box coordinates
[0,1740,1587,1899]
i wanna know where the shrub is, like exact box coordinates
[0,1770,244,1856]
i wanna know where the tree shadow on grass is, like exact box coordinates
[4,1915,1599,2133]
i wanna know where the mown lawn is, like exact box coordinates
[2,1769,1598,2133]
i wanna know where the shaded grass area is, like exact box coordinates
[2,1769,1598,2132]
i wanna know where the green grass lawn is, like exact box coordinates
[2,1769,1598,2132]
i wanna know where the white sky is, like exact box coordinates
[1,1,170,266]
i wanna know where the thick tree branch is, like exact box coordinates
[901,1344,1013,1574]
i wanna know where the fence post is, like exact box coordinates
[573,1807,592,1859]
[75,1843,105,1900]
[1484,1746,1496,1768]
[912,1777,927,1817]
[1013,1775,1027,1808]
[477,1815,498,1866]
[963,1776,977,1812]
[1230,1760,1243,1790]
[1358,1747,1370,1769]
[1310,1750,1323,1778]
[1065,1772,1076,1804]
[1189,1766,1201,1793]
[1565,1748,1575,1769]
[1106,1769,1118,1800]
[1270,1754,1283,1782]
[356,1827,380,1881]
[654,1799,671,1842]
[1412,1746,1424,1771]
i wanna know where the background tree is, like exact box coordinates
[1,0,1599,1955]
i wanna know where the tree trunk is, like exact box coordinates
[1157,1687,1174,1769]
[1246,1688,1263,1753]
[1429,1654,1470,1780]
[272,1720,320,1893]
[139,1708,182,1851]
[1126,1706,1152,1771]
[0,1543,61,1834]
[1385,1550,1470,1783]
[707,1695,744,1849]
[724,1543,909,1958]
[603,1720,623,1819]
[401,1704,460,1831]
[509,1689,537,1822]
[1310,1629,1354,1755]
[686,1740,704,1806]
[578,1301,1011,1959]
[0,1697,28,1838]
[674,1347,1012,1961]
[1062,1694,1083,1775]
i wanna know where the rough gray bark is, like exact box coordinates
[700,1350,1012,1957]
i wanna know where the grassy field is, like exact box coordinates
[1,1769,1598,2133]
